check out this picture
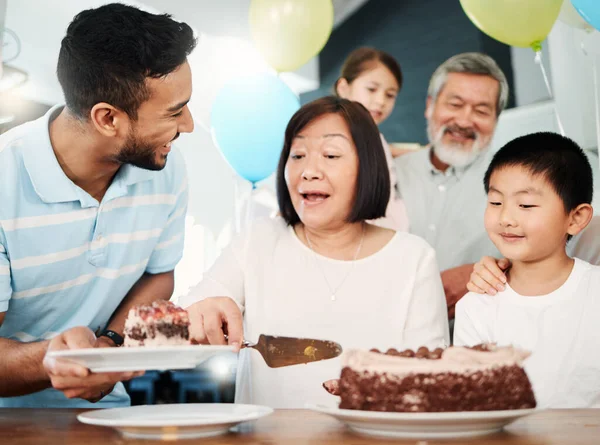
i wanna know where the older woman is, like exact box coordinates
[180,97,449,408]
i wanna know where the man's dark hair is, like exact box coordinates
[484,131,593,221]
[57,3,196,120]
[276,96,390,226]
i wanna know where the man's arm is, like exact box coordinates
[100,148,186,344]
[101,271,175,343]
[0,240,127,398]
[0,312,141,399]
[0,234,53,396]
[0,313,52,396]
[102,148,188,341]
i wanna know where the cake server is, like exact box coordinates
[227,334,343,368]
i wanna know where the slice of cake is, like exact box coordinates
[337,344,536,412]
[124,300,190,347]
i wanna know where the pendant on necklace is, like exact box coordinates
[331,294,336,301]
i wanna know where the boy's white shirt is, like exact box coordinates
[455,258,600,409]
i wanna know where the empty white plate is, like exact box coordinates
[77,403,273,440]
[307,404,538,439]
[46,345,235,372]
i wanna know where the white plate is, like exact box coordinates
[78,403,273,440]
[307,404,538,439]
[46,345,235,372]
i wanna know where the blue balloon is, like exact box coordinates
[572,0,600,31]
[210,73,300,184]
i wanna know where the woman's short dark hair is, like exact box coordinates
[57,3,197,120]
[276,96,391,226]
[334,47,403,95]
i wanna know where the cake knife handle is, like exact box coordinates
[223,335,254,349]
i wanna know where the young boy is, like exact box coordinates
[454,132,600,409]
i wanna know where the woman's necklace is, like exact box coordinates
[304,223,366,301]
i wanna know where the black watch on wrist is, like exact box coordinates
[99,329,124,347]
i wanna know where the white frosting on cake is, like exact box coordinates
[124,311,146,334]
[343,346,530,376]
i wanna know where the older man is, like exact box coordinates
[395,53,508,318]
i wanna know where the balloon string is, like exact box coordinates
[241,181,255,308]
[593,57,600,153]
[233,174,241,234]
[245,182,254,233]
[535,50,565,136]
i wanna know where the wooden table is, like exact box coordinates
[1,408,599,444]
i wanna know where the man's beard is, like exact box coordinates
[115,130,169,171]
[427,120,489,168]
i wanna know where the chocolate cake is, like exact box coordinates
[123,300,190,347]
[337,345,536,412]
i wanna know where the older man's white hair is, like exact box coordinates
[427,52,509,116]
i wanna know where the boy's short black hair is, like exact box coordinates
[484,132,594,214]
[57,3,196,120]
[276,96,390,226]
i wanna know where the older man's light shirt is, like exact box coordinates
[395,148,499,271]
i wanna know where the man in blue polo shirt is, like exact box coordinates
[0,3,196,407]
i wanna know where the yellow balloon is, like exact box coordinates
[249,0,334,72]
[460,0,563,51]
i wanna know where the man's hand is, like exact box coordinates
[467,256,511,295]
[43,327,143,402]
[441,264,474,319]
[187,297,244,351]
[390,143,426,158]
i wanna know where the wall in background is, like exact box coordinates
[510,45,551,108]
[0,0,6,78]
[548,21,599,150]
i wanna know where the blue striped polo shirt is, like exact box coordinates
[0,105,188,408]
